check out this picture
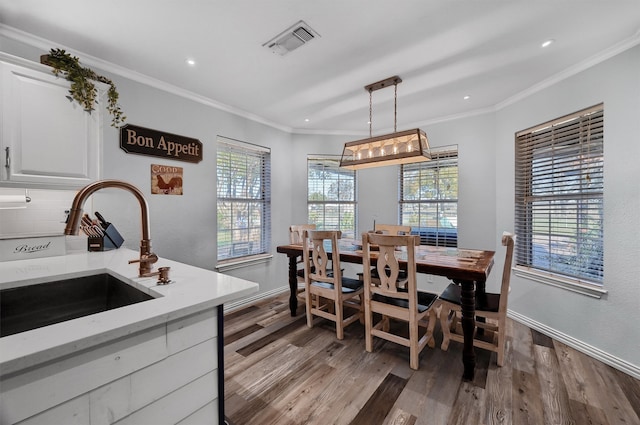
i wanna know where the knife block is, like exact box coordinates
[87,224,125,252]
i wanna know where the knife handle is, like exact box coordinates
[95,211,110,229]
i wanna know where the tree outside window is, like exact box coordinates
[217,137,271,261]
[307,157,357,238]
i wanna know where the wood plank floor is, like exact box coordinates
[223,293,640,425]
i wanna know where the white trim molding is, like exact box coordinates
[514,267,607,299]
[509,310,640,380]
[0,24,293,134]
[4,24,639,137]
[215,254,273,272]
[223,285,289,313]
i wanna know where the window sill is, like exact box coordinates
[216,253,272,272]
[514,266,607,299]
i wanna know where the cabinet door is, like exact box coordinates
[1,60,101,187]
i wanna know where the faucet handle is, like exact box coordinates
[128,253,158,265]
[129,252,159,277]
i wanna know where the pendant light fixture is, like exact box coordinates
[340,76,430,170]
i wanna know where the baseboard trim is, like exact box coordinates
[508,310,640,380]
[223,286,290,313]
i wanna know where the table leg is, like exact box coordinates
[460,280,476,380]
[288,255,298,316]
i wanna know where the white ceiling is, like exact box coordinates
[1,1,639,135]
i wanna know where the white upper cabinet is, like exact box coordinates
[0,54,101,188]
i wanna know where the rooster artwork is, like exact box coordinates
[151,164,183,195]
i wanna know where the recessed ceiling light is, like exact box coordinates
[541,39,555,48]
[186,59,196,66]
[463,95,470,100]
[304,118,310,122]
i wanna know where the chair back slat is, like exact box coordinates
[363,233,419,302]
[289,224,316,244]
[304,230,342,285]
[375,244,404,294]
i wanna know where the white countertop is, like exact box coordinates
[0,248,259,375]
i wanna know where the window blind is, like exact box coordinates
[217,137,271,261]
[399,146,458,247]
[307,156,357,239]
[515,104,603,284]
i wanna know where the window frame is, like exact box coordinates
[216,136,271,265]
[399,145,458,247]
[307,155,357,239]
[514,104,606,298]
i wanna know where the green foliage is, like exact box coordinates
[45,48,126,128]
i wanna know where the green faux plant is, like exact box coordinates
[42,48,126,128]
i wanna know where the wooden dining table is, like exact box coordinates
[277,240,495,380]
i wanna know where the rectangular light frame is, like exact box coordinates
[339,128,431,170]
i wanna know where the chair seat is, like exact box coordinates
[311,276,364,294]
[439,283,501,312]
[372,290,438,313]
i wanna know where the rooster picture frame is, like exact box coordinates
[151,164,183,195]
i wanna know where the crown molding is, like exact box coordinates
[0,24,293,134]
[295,27,640,135]
[495,27,640,111]
[3,23,639,137]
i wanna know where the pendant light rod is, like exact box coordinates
[366,76,402,137]
[394,81,398,133]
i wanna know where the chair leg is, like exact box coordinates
[440,305,452,351]
[306,292,314,329]
[496,317,506,367]
[426,309,437,349]
[335,298,344,340]
[382,315,390,333]
[364,300,373,353]
[409,319,419,370]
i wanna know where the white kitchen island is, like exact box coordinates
[0,248,259,425]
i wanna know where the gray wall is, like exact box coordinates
[496,45,640,368]
[1,34,638,373]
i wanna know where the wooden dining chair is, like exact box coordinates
[362,232,438,370]
[289,224,317,285]
[302,230,364,340]
[438,232,516,366]
[359,223,412,284]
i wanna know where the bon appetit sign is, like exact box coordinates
[119,124,202,163]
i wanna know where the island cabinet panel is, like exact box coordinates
[0,57,101,188]
[2,324,168,424]
[113,371,218,425]
[178,401,219,425]
[1,307,220,425]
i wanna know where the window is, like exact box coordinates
[307,156,357,238]
[515,104,603,286]
[216,136,271,262]
[400,146,458,247]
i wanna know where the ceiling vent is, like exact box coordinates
[263,20,320,56]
